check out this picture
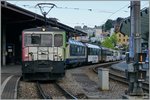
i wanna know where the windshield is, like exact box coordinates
[24,34,52,46]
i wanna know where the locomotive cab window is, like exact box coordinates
[31,35,41,44]
[24,34,31,46]
[24,34,53,46]
[41,34,52,46]
[54,34,63,47]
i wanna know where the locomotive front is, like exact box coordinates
[22,27,66,80]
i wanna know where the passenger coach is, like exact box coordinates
[85,43,101,63]
[65,39,86,67]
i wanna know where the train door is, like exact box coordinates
[6,43,15,64]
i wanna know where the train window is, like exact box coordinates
[41,34,52,46]
[78,46,81,56]
[93,49,95,55]
[74,45,77,56]
[87,48,90,55]
[24,34,31,46]
[74,45,78,56]
[95,49,97,55]
[96,49,99,55]
[82,47,85,56]
[31,35,41,45]
[81,46,84,56]
[70,44,77,56]
[92,48,94,55]
[83,47,85,55]
[90,48,92,55]
[77,47,80,53]
[70,44,73,56]
[80,46,83,56]
[54,34,63,47]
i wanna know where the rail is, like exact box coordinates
[55,82,77,99]
[36,82,52,99]
[92,64,149,92]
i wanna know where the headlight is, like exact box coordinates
[58,54,62,57]
[42,28,46,31]
[25,54,28,57]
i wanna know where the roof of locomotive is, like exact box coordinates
[23,26,65,32]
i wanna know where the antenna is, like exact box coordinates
[35,3,56,26]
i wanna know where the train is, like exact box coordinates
[22,26,122,81]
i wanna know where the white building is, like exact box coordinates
[110,28,115,36]
[74,25,109,43]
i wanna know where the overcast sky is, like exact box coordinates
[8,0,149,28]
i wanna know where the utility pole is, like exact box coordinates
[123,1,148,99]
[149,1,150,69]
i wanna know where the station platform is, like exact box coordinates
[111,61,149,80]
[1,65,22,74]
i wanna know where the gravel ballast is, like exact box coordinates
[17,65,128,99]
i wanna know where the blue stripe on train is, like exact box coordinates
[65,58,86,64]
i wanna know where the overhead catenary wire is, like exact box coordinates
[21,4,114,13]
[101,3,130,25]
[9,1,149,27]
[56,6,114,13]
[101,1,149,24]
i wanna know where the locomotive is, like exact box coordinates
[22,26,66,80]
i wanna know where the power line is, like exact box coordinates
[56,6,114,13]
[101,3,130,25]
[107,3,129,20]
[102,2,149,24]
[21,4,114,13]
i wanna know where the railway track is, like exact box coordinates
[68,61,121,71]
[109,69,149,92]
[37,81,77,99]
[92,63,149,92]
[36,82,52,99]
[1,74,21,99]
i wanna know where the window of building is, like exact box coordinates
[119,34,121,37]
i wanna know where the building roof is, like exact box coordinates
[1,1,87,36]
[120,7,149,41]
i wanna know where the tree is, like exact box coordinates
[110,33,117,47]
[101,37,114,49]
[101,33,117,49]
[104,19,114,31]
